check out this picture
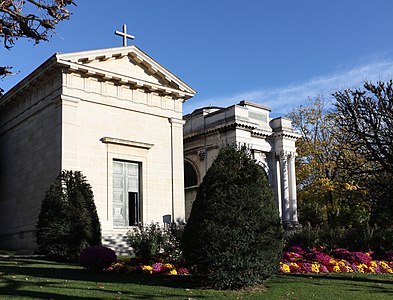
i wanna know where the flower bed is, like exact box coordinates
[280,245,393,274]
[107,257,189,275]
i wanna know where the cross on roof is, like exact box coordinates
[115,24,135,47]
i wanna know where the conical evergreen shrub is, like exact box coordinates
[182,146,283,289]
[36,170,101,260]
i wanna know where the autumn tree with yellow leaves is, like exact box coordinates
[287,98,371,227]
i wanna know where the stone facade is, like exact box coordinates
[0,46,196,251]
[183,101,300,228]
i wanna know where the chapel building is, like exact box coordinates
[0,46,196,250]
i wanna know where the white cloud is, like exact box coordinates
[184,58,393,115]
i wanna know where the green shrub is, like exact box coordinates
[128,223,183,263]
[36,171,101,261]
[182,146,283,290]
[285,225,373,252]
[370,226,393,258]
[318,226,347,252]
[341,226,372,252]
[285,225,320,249]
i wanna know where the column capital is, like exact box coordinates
[276,150,297,159]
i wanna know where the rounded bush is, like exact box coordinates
[182,147,283,289]
[36,171,101,261]
[79,245,117,271]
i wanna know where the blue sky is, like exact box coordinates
[2,0,393,115]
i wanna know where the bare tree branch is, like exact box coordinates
[334,80,393,175]
[0,0,76,96]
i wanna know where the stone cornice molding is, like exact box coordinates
[100,137,154,149]
[0,55,58,108]
[183,120,272,142]
[1,46,196,109]
[272,131,301,140]
[57,46,196,100]
[58,60,194,100]
[169,117,186,126]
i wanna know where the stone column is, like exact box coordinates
[275,155,283,219]
[289,152,298,225]
[280,151,290,226]
[169,118,186,223]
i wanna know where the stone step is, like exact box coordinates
[102,233,134,256]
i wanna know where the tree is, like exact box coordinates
[182,147,283,290]
[333,80,393,176]
[333,80,393,225]
[36,170,101,261]
[0,0,76,95]
[287,98,370,227]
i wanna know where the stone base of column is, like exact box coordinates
[282,221,302,231]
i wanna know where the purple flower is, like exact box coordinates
[331,248,350,259]
[319,265,329,273]
[176,267,189,275]
[152,262,163,274]
[287,245,307,256]
[301,262,312,273]
[304,252,331,265]
[283,252,303,262]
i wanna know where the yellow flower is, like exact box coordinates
[281,264,291,273]
[370,261,377,268]
[290,262,299,268]
[112,262,126,272]
[338,261,346,267]
[142,265,153,274]
[168,269,177,275]
[164,263,174,269]
[356,265,365,273]
[369,267,375,273]
[333,265,340,273]
[311,263,320,273]
[345,266,353,273]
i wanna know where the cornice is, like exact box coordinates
[0,46,196,109]
[100,137,154,149]
[57,46,196,99]
[183,121,272,142]
[58,60,194,100]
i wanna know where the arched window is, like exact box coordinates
[184,161,198,188]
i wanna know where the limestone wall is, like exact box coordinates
[0,77,62,250]
[60,71,186,238]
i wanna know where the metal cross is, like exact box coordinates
[115,24,135,47]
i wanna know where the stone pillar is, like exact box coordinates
[275,155,282,219]
[279,151,290,226]
[289,153,298,225]
[169,118,186,223]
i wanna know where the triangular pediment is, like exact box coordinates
[56,46,196,99]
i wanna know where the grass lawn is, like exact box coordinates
[1,258,393,299]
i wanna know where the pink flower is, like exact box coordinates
[283,252,303,262]
[176,267,189,275]
[152,262,163,274]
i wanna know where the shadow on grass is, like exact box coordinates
[0,261,198,287]
[0,257,206,299]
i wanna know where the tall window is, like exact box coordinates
[184,161,198,188]
[112,160,141,227]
